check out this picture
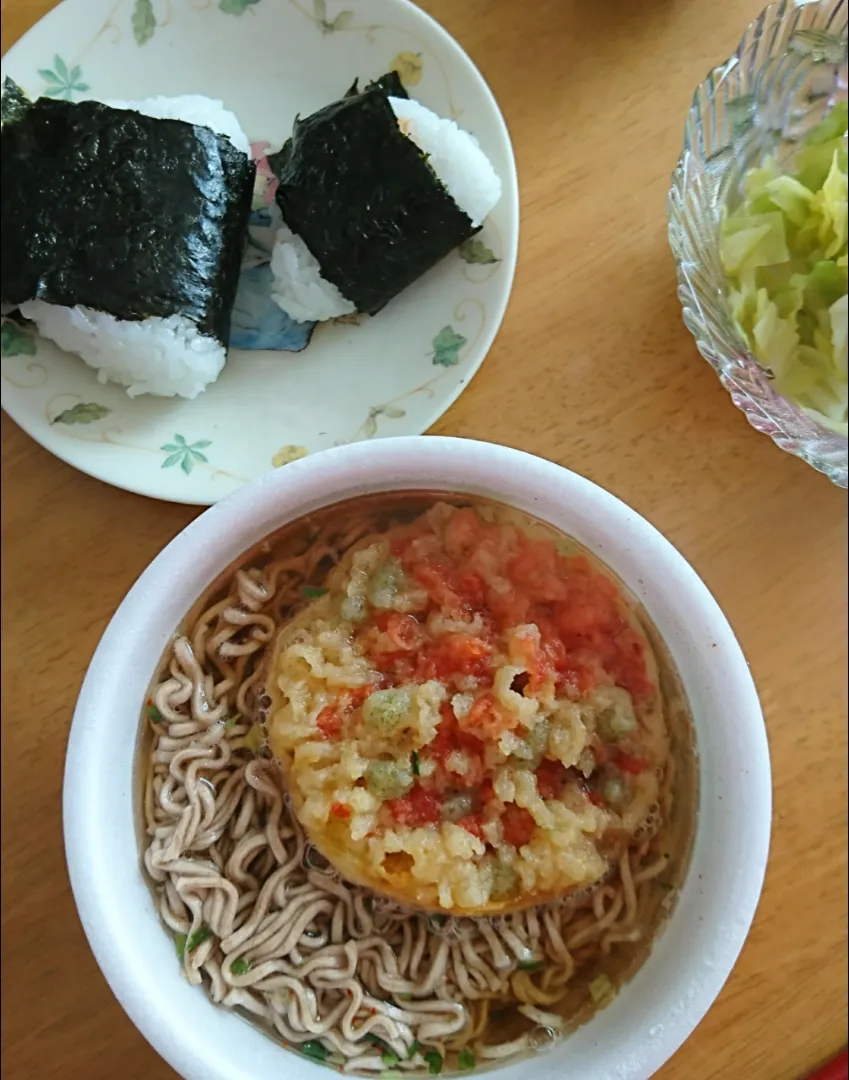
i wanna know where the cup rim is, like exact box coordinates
[63,436,772,1080]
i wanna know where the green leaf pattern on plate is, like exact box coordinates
[219,0,262,14]
[161,434,212,474]
[313,0,354,33]
[52,402,111,425]
[1,322,36,357]
[391,51,423,88]
[431,326,467,367]
[38,55,89,99]
[132,0,156,45]
[458,238,499,265]
[363,403,407,438]
[272,444,309,467]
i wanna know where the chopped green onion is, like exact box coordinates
[366,1034,400,1065]
[588,973,615,1004]
[526,716,550,766]
[365,1034,392,1051]
[146,704,162,723]
[409,1041,422,1058]
[490,856,518,899]
[442,793,474,823]
[597,705,635,740]
[243,725,264,754]
[341,594,367,623]
[230,957,251,975]
[411,750,420,776]
[363,688,412,735]
[601,775,629,806]
[457,1048,476,1071]
[368,558,405,609]
[175,929,212,962]
[223,713,241,730]
[365,758,413,800]
[517,959,544,972]
[300,1040,330,1062]
[186,927,212,953]
[302,586,328,599]
[423,1050,443,1075]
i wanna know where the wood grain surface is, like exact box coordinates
[1,2,847,1079]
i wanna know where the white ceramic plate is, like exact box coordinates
[0,0,518,504]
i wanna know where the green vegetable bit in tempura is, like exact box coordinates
[720,101,848,436]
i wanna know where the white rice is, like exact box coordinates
[19,302,227,399]
[269,96,503,324]
[388,96,501,229]
[22,95,250,399]
[269,223,356,324]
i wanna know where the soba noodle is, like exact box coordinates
[140,499,689,1074]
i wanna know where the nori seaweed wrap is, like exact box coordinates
[0,80,256,345]
[268,81,481,317]
[345,71,409,100]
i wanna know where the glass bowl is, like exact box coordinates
[668,0,848,487]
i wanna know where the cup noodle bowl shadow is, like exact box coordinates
[63,436,772,1080]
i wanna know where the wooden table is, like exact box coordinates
[1,1,847,1078]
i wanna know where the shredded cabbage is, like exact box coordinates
[720,102,848,437]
